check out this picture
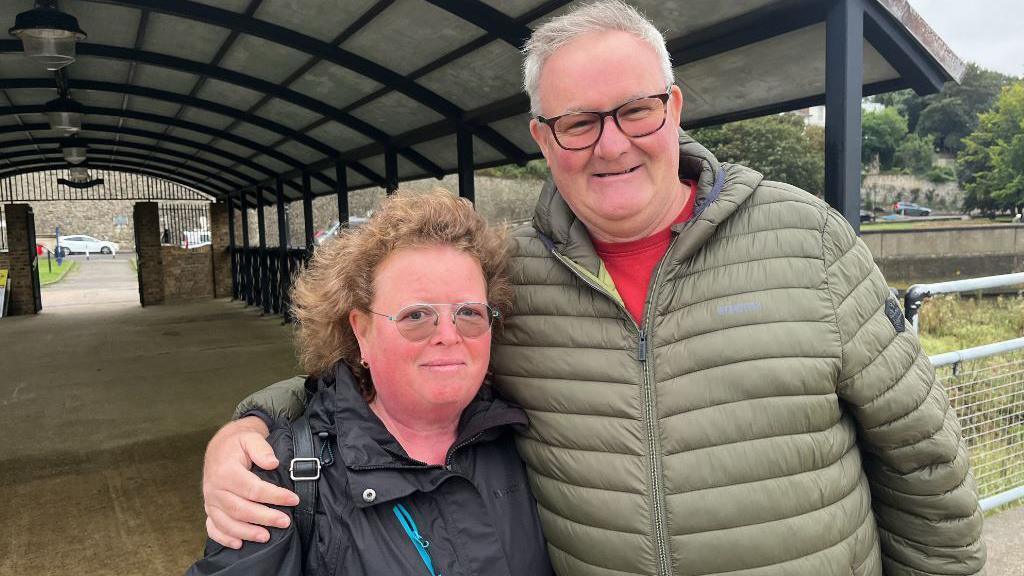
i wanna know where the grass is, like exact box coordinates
[37,258,78,286]
[917,294,1024,355]
[917,295,1024,512]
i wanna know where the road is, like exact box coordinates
[41,253,139,311]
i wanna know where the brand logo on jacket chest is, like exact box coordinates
[716,301,762,316]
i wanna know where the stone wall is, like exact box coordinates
[160,246,214,302]
[30,200,136,251]
[863,225,1024,285]
[134,202,163,306]
[3,205,37,315]
[861,174,962,212]
[238,175,543,249]
[209,202,232,298]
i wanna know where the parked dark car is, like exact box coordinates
[859,210,875,223]
[892,202,932,217]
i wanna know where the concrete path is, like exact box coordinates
[0,298,1021,575]
[0,299,300,575]
[41,253,140,311]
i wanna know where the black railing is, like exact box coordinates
[232,246,311,320]
[159,203,210,247]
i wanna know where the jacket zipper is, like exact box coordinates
[641,237,677,576]
[550,243,675,576]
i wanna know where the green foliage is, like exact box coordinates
[477,159,549,180]
[690,114,824,195]
[917,294,1024,354]
[957,82,1024,213]
[862,108,907,169]
[874,64,1014,154]
[893,133,935,174]
[925,165,957,183]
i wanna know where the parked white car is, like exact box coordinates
[182,229,211,248]
[59,235,119,255]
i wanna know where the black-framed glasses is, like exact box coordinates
[536,89,672,151]
[366,302,500,342]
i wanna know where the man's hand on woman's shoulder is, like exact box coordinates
[202,416,300,549]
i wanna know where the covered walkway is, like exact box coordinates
[0,299,297,574]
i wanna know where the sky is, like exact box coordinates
[907,0,1024,78]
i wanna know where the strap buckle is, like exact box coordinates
[289,457,321,481]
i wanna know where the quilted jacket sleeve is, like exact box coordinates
[232,376,309,422]
[186,428,304,575]
[822,209,986,576]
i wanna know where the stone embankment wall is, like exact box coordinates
[863,225,1024,285]
[861,174,962,212]
[30,200,137,249]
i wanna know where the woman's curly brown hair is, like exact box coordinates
[290,188,512,400]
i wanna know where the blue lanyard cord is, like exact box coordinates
[392,503,438,576]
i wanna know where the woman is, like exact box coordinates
[187,190,552,576]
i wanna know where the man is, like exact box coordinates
[202,2,985,574]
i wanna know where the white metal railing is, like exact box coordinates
[911,273,1024,512]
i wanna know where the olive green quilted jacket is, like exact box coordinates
[237,133,985,576]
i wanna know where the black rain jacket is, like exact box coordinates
[187,365,553,576]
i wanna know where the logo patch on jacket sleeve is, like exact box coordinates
[884,298,906,333]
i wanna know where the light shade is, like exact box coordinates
[44,96,83,133]
[62,141,87,165]
[8,2,86,71]
[68,166,90,183]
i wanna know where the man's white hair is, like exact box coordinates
[522,0,675,116]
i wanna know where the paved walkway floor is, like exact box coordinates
[1,298,299,575]
[0,295,1021,575]
[41,254,140,311]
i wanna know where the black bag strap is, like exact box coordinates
[289,413,320,571]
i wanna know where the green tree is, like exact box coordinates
[861,108,907,170]
[875,63,1013,154]
[957,82,1024,213]
[691,114,824,195]
[894,133,935,174]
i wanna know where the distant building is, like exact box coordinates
[792,101,885,127]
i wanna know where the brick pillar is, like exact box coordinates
[4,204,37,316]
[210,201,232,298]
[134,202,163,306]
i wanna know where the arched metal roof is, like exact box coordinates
[0,0,963,204]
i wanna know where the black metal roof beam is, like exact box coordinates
[0,89,44,168]
[4,148,244,191]
[112,7,149,157]
[0,103,317,177]
[0,138,256,186]
[0,107,311,193]
[157,0,264,173]
[0,41,395,155]
[682,78,909,130]
[862,0,948,94]
[0,160,231,197]
[422,0,533,49]
[666,0,825,66]
[201,0,441,184]
[78,0,526,167]
[0,78,343,158]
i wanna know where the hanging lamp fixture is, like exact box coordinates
[61,136,87,164]
[45,95,83,132]
[9,1,87,71]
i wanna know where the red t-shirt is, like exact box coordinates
[591,181,697,324]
